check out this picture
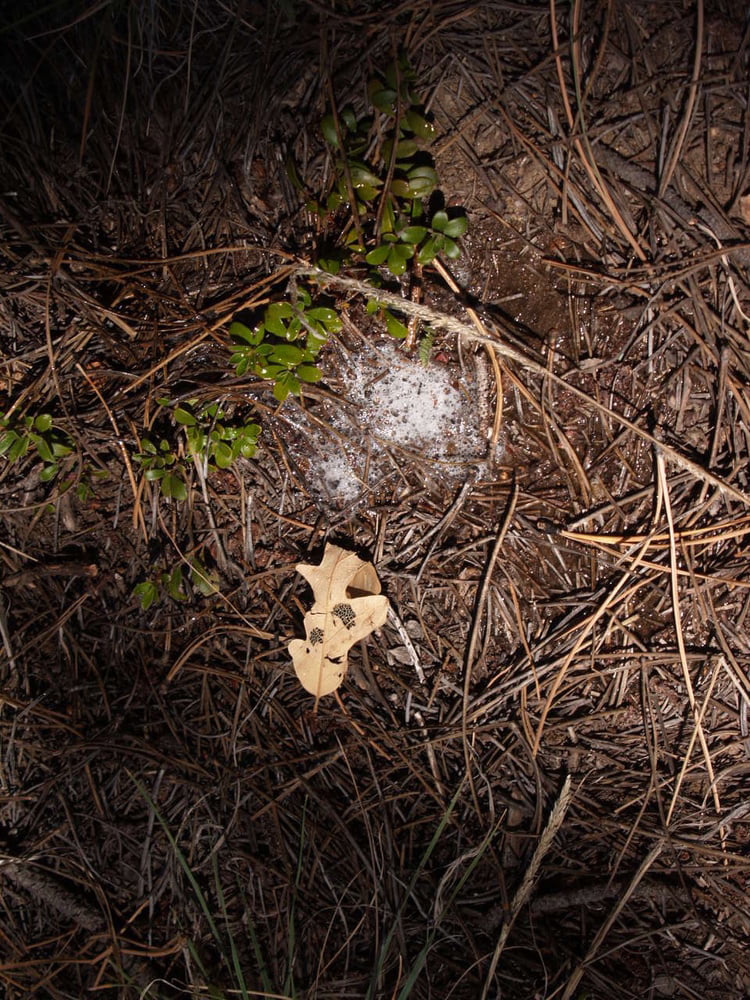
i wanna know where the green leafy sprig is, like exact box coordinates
[229,287,341,402]
[0,411,74,483]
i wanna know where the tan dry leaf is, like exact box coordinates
[289,543,389,698]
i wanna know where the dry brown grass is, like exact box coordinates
[1,2,749,998]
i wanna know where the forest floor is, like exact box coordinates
[1,2,750,998]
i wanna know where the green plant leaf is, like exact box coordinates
[385,311,409,338]
[255,361,285,379]
[431,209,449,233]
[0,430,18,456]
[165,565,187,601]
[341,106,357,132]
[442,214,468,238]
[33,413,53,433]
[212,441,233,469]
[8,437,30,461]
[297,364,322,383]
[229,321,263,346]
[321,113,339,147]
[405,165,438,198]
[133,580,159,611]
[30,433,53,463]
[264,301,294,336]
[443,237,461,259]
[269,344,304,366]
[365,245,390,266]
[404,109,436,139]
[391,242,414,260]
[371,87,397,112]
[306,306,341,330]
[173,406,197,426]
[318,256,341,275]
[399,225,427,244]
[417,235,440,264]
[39,463,58,482]
[273,372,300,401]
[191,559,220,596]
[161,473,187,501]
[387,253,408,276]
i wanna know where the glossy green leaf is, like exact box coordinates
[365,245,390,266]
[431,210,449,233]
[134,581,159,611]
[39,463,58,482]
[387,252,408,276]
[443,237,461,259]
[166,565,187,600]
[417,236,440,264]
[442,214,468,238]
[399,225,427,244]
[34,413,53,433]
[371,87,397,112]
[30,433,53,463]
[9,437,31,461]
[297,364,322,383]
[306,306,341,330]
[318,256,341,275]
[404,109,436,140]
[385,311,409,338]
[191,559,220,596]
[229,321,263,346]
[0,431,18,456]
[264,301,294,336]
[321,114,338,147]
[269,344,304,366]
[341,106,358,132]
[213,441,234,469]
[349,164,383,189]
[161,473,187,501]
[173,407,197,426]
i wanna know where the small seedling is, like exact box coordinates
[0,410,74,483]
[133,556,220,611]
[230,286,341,402]
[319,57,468,281]
[134,437,187,501]
[135,399,261,501]
[166,398,261,468]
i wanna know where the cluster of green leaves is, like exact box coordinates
[133,555,219,611]
[0,410,73,482]
[229,286,342,402]
[168,398,261,468]
[318,57,468,279]
[135,399,260,501]
[134,436,187,500]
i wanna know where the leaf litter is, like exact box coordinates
[2,4,750,1000]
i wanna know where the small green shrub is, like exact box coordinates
[135,399,260,500]
[228,57,469,392]
[0,410,74,482]
[318,56,468,279]
[133,555,220,610]
[229,286,341,402]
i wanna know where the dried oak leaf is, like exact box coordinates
[289,543,389,698]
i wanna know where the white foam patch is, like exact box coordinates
[360,361,464,453]
[303,340,492,504]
